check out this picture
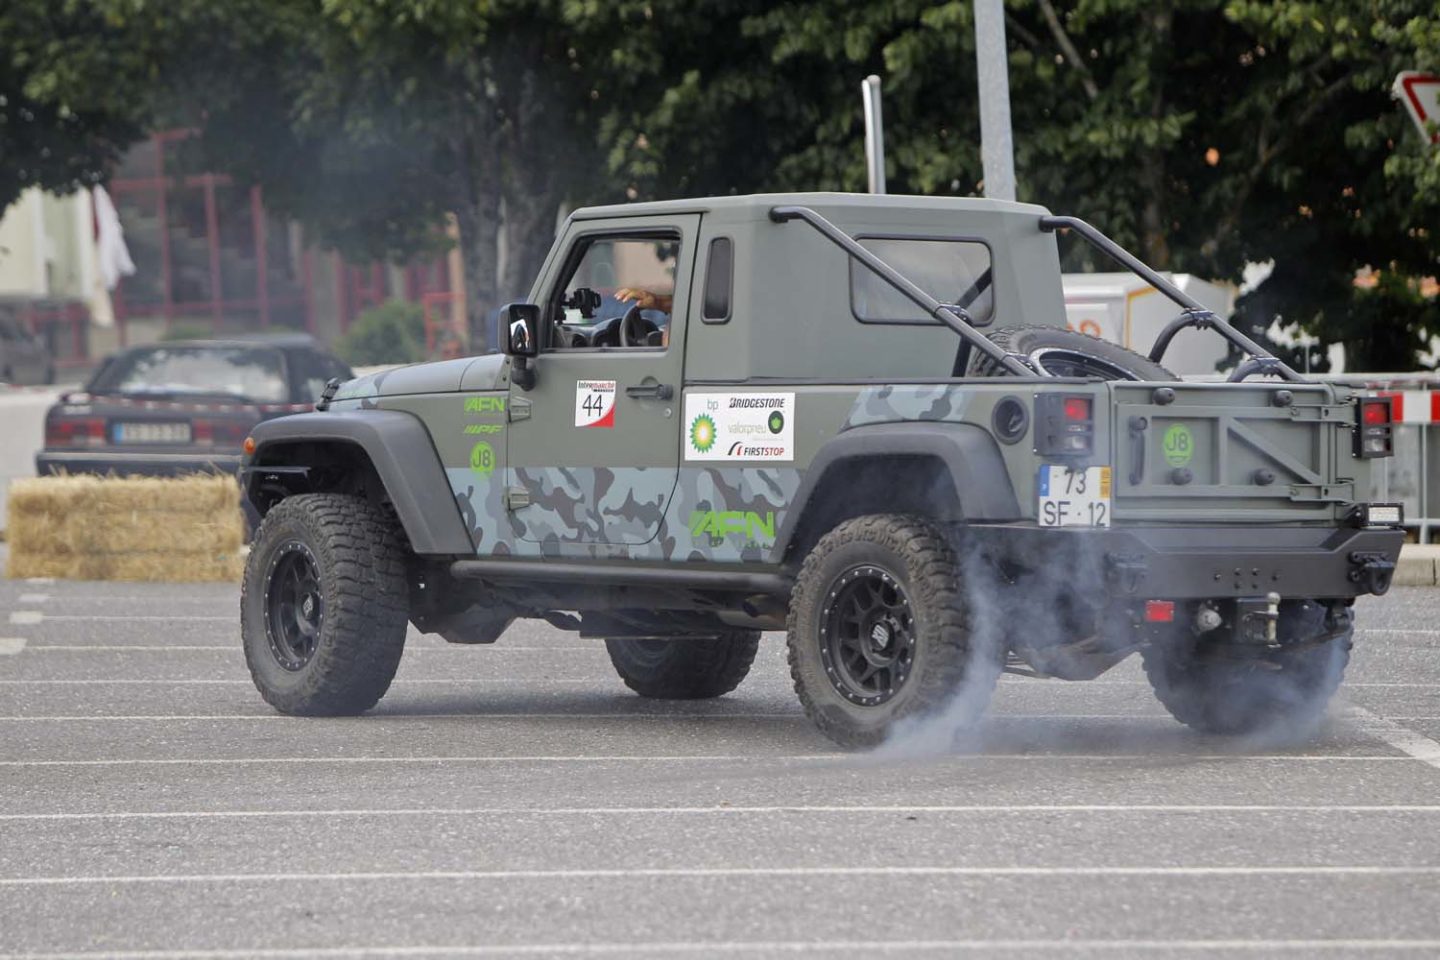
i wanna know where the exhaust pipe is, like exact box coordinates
[862,75,886,195]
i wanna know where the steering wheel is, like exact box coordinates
[619,304,656,347]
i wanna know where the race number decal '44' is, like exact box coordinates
[575,380,617,428]
[1037,465,1112,528]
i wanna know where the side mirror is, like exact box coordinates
[502,302,540,359]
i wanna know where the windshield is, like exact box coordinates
[90,345,289,403]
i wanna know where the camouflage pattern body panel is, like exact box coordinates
[449,465,800,563]
[845,384,976,427]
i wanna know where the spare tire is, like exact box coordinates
[968,325,1177,381]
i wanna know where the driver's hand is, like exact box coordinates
[616,288,673,313]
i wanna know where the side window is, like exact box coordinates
[549,234,682,349]
[850,237,995,326]
[701,238,733,323]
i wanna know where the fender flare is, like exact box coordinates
[245,410,473,555]
[771,421,1022,561]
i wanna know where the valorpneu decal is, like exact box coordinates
[448,466,802,563]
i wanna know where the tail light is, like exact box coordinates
[191,419,252,448]
[1355,397,1394,459]
[1035,393,1094,457]
[45,417,106,448]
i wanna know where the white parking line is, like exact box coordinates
[0,713,801,722]
[18,645,603,652]
[0,679,601,685]
[4,803,1440,822]
[4,940,1440,959]
[16,593,49,604]
[14,614,234,623]
[3,864,1439,887]
[0,639,26,656]
[0,754,1413,768]
[1343,705,1440,769]
[22,578,54,585]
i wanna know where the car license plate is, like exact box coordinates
[113,422,192,444]
[1038,465,1111,528]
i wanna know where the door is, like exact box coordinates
[505,215,701,550]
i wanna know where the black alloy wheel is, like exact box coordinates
[819,564,916,706]
[264,541,325,671]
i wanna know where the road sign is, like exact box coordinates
[1394,72,1440,146]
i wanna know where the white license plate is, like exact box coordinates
[1038,465,1112,528]
[113,422,192,444]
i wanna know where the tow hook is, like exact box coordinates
[1348,551,1396,596]
[1237,592,1282,646]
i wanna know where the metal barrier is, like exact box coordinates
[1328,374,1440,542]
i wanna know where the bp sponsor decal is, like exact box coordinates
[575,379,617,428]
[684,393,795,461]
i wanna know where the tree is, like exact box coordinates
[599,0,1440,371]
[0,0,156,211]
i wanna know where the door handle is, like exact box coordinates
[625,383,674,400]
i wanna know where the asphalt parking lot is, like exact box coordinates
[2,560,1440,958]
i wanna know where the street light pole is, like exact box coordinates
[974,0,1016,201]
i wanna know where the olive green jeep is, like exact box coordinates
[239,193,1403,747]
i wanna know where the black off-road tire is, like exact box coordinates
[242,493,410,716]
[787,514,997,748]
[969,325,1177,380]
[1141,600,1352,735]
[605,632,761,699]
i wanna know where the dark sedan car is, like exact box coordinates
[36,337,351,478]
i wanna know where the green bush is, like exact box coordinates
[334,300,426,365]
[161,319,217,341]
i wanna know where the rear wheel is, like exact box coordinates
[605,631,760,699]
[787,514,997,748]
[969,325,1177,381]
[1142,600,1351,735]
[242,493,409,715]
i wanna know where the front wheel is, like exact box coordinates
[1141,600,1351,735]
[242,493,410,715]
[786,515,997,748]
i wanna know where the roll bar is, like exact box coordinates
[1039,215,1306,383]
[769,205,1033,377]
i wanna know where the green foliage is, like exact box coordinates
[0,0,156,209]
[161,320,218,342]
[6,0,1439,370]
[333,300,426,366]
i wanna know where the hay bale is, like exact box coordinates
[6,475,246,582]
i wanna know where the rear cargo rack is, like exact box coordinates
[1039,216,1307,384]
[768,203,1307,384]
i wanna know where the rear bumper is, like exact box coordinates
[977,524,1406,600]
[36,451,242,478]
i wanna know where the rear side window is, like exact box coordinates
[702,238,733,323]
[850,237,995,325]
